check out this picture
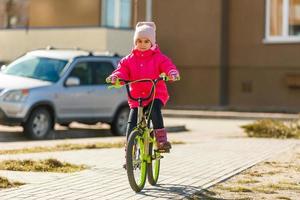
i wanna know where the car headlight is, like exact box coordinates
[2,89,29,102]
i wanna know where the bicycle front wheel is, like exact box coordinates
[126,130,147,192]
[147,138,160,185]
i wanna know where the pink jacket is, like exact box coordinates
[111,45,179,108]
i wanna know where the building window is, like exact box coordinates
[102,0,132,28]
[266,0,300,42]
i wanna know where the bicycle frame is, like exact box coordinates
[135,101,154,164]
[108,75,168,192]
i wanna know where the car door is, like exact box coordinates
[88,59,127,117]
[55,61,96,118]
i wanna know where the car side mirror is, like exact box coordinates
[65,77,80,86]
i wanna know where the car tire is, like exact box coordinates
[111,106,129,136]
[23,108,53,140]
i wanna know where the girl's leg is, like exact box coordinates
[148,99,171,151]
[148,99,164,129]
[123,107,138,169]
[126,108,138,141]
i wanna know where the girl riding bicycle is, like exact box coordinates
[106,21,180,152]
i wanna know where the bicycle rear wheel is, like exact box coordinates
[126,130,147,192]
[147,136,161,185]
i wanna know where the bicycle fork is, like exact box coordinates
[137,105,152,163]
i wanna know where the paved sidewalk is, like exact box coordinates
[0,138,298,199]
[0,118,299,199]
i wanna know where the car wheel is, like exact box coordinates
[111,106,129,136]
[23,108,53,140]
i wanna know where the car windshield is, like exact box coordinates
[2,55,68,82]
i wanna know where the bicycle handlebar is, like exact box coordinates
[108,75,169,102]
[120,77,166,102]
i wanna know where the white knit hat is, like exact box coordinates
[133,22,156,45]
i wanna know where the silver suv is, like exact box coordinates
[0,48,129,139]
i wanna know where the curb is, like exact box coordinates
[163,110,299,120]
[166,125,187,133]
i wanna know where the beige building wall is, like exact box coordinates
[0,28,133,61]
[29,0,100,27]
[3,0,299,111]
[0,2,6,28]
[228,0,300,111]
[153,0,222,108]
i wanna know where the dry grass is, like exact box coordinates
[214,185,253,193]
[243,170,263,177]
[236,179,260,184]
[276,196,292,200]
[0,176,24,189]
[0,140,185,155]
[241,119,300,139]
[0,158,87,173]
[0,142,125,155]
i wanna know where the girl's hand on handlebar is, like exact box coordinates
[168,70,180,81]
[106,75,119,84]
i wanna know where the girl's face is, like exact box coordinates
[135,38,152,51]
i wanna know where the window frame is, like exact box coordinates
[101,0,132,29]
[92,61,116,85]
[66,59,116,87]
[264,0,300,43]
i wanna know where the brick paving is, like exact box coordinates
[0,138,298,199]
[0,117,299,199]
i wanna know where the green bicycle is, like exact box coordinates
[109,75,169,192]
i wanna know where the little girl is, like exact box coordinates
[106,21,180,151]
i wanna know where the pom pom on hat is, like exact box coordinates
[133,22,156,45]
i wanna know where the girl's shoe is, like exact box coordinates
[154,128,172,152]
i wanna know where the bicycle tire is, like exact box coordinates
[147,138,160,185]
[126,130,147,192]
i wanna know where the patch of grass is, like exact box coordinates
[244,171,263,177]
[0,140,185,155]
[236,179,260,184]
[266,182,300,191]
[214,185,253,193]
[262,170,283,175]
[251,186,276,194]
[276,196,292,200]
[0,142,125,155]
[0,176,24,188]
[241,119,300,139]
[264,161,280,166]
[0,158,87,173]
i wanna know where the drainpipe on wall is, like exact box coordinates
[219,0,229,106]
[146,0,152,21]
[133,0,138,25]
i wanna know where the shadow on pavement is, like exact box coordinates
[0,126,115,142]
[47,128,113,139]
[140,183,252,199]
[140,184,231,200]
